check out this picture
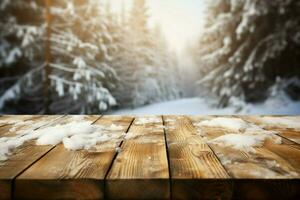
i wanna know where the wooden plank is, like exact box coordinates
[0,115,64,200]
[240,116,300,178]
[164,116,232,200]
[189,116,300,199]
[239,116,300,130]
[15,115,133,200]
[278,130,300,144]
[0,115,59,137]
[240,116,300,144]
[0,115,42,127]
[106,116,170,200]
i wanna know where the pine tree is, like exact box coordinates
[112,0,179,108]
[128,0,159,107]
[194,0,300,106]
[1,0,181,113]
[48,0,118,113]
[0,0,45,113]
[111,0,156,107]
[151,25,181,101]
[0,0,119,114]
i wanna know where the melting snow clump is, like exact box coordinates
[209,133,280,152]
[260,116,300,130]
[106,124,124,131]
[115,147,122,153]
[0,117,125,161]
[135,117,161,125]
[196,117,250,132]
[197,117,282,152]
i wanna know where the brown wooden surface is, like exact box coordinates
[163,116,232,200]
[106,116,170,199]
[0,115,42,127]
[189,116,300,199]
[0,115,299,200]
[241,116,300,144]
[15,115,133,200]
[0,115,63,200]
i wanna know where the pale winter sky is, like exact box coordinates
[107,0,206,52]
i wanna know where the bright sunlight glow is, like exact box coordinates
[107,0,206,52]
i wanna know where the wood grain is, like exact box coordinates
[0,115,42,128]
[279,130,300,144]
[0,115,63,137]
[0,115,299,200]
[240,116,300,144]
[106,116,170,200]
[164,116,232,200]
[15,115,133,200]
[190,116,300,199]
[0,115,64,200]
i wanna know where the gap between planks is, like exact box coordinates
[1,115,299,200]
[163,115,232,200]
[102,117,135,199]
[105,116,170,200]
[13,115,101,181]
[11,115,68,198]
[14,115,133,200]
[162,115,173,200]
[0,115,66,200]
[239,116,300,145]
[13,115,102,198]
[189,115,300,199]
[9,115,100,200]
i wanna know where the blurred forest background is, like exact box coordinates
[0,0,300,114]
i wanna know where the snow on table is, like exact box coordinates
[0,115,299,200]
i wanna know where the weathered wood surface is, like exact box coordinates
[0,115,299,200]
[189,116,300,199]
[15,116,134,200]
[106,116,170,199]
[163,116,232,199]
[0,115,63,200]
[0,115,42,128]
[241,116,300,144]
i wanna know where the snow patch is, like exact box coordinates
[105,124,124,131]
[208,133,280,152]
[202,118,281,152]
[195,117,250,132]
[135,117,161,125]
[8,120,34,132]
[115,147,122,153]
[0,118,125,161]
[36,121,97,146]
[0,119,23,125]
[260,117,300,130]
[195,117,282,152]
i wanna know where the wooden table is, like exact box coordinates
[0,115,299,200]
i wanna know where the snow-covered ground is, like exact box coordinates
[111,96,300,115]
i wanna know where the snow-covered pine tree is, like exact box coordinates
[127,0,160,107]
[49,0,118,113]
[112,0,180,108]
[1,0,120,114]
[194,0,300,106]
[151,25,181,101]
[0,0,45,113]
[105,1,130,108]
[110,0,155,107]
